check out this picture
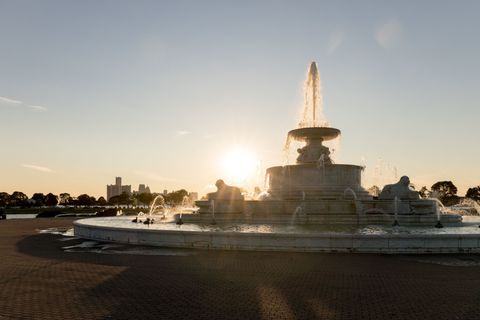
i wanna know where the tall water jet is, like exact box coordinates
[299,62,328,128]
[176,195,190,225]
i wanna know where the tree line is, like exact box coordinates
[0,189,189,208]
[368,181,480,206]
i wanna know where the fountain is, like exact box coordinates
[192,62,459,226]
[74,62,480,253]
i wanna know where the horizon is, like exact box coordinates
[1,1,479,198]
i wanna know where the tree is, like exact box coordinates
[0,192,10,207]
[45,193,58,206]
[367,185,381,197]
[135,192,155,206]
[164,189,188,205]
[9,191,28,207]
[418,186,431,199]
[431,181,457,199]
[97,196,107,206]
[431,181,459,205]
[31,193,46,206]
[466,186,480,201]
[108,195,120,206]
[59,193,72,205]
[77,194,94,206]
[108,192,133,206]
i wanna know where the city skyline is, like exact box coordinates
[1,1,479,197]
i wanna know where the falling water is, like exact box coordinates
[291,191,306,225]
[316,154,326,179]
[264,173,270,191]
[210,199,216,224]
[324,134,341,163]
[430,198,445,228]
[283,135,293,165]
[392,196,399,226]
[299,62,329,128]
[373,158,398,190]
[177,195,190,223]
[343,188,358,201]
[149,195,166,219]
[290,205,303,225]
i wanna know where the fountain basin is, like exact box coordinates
[288,127,340,141]
[266,164,369,200]
[74,216,480,253]
[195,199,462,224]
[178,211,461,225]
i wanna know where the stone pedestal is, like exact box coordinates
[196,200,244,214]
[266,164,370,200]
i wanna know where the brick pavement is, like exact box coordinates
[1,218,480,319]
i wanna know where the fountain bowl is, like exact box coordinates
[288,127,340,141]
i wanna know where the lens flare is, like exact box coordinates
[221,148,257,185]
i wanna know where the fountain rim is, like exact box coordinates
[288,127,341,141]
[74,216,468,239]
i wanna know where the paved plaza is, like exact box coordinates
[1,218,480,319]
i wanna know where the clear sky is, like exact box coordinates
[0,0,479,198]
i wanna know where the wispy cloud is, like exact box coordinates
[0,96,22,105]
[29,105,47,112]
[22,164,54,173]
[327,31,345,55]
[0,95,48,112]
[176,130,191,136]
[375,18,404,49]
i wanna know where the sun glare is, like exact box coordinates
[221,148,258,185]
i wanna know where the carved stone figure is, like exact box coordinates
[207,179,244,201]
[296,142,332,164]
[379,176,420,200]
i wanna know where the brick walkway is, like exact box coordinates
[1,218,480,319]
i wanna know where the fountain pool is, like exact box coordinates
[74,216,480,253]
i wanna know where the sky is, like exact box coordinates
[0,0,479,198]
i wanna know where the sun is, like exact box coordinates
[221,148,258,185]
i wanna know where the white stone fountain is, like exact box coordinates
[193,62,460,226]
[73,62,478,253]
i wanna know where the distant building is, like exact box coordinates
[107,177,131,200]
[138,184,151,194]
[121,185,131,195]
[163,189,168,195]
